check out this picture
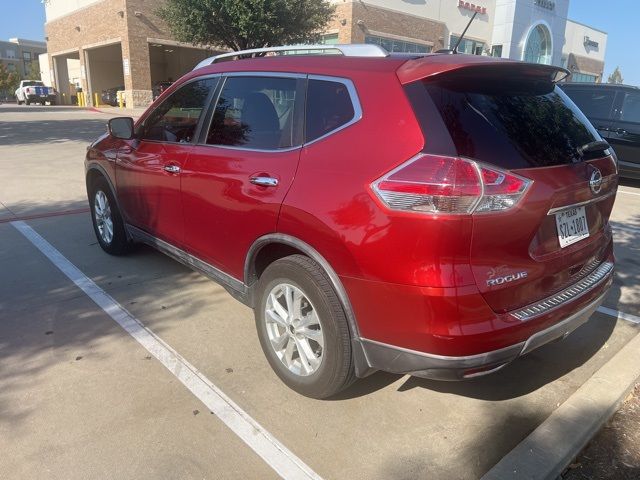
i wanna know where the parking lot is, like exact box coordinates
[1,104,639,479]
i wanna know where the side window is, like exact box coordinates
[563,88,615,120]
[305,79,356,143]
[206,76,299,150]
[620,91,640,123]
[140,78,215,143]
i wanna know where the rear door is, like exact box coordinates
[608,88,640,173]
[415,69,617,313]
[181,74,305,279]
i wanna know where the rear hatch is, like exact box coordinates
[403,61,617,313]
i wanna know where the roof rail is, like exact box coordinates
[193,44,389,70]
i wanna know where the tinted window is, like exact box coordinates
[621,91,640,123]
[305,79,355,142]
[416,79,603,168]
[561,88,615,119]
[207,76,299,150]
[140,78,215,143]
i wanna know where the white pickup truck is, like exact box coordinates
[15,80,57,105]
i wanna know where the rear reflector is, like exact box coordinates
[372,154,531,215]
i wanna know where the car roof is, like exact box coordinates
[183,52,543,85]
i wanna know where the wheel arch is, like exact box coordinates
[245,234,374,377]
[85,163,128,236]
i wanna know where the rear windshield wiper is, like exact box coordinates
[577,140,610,156]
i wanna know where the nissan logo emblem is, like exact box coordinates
[589,168,603,194]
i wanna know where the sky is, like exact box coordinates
[0,0,637,86]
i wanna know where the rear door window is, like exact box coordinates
[410,78,604,168]
[206,76,302,150]
[620,91,640,123]
[305,78,356,143]
[561,88,616,120]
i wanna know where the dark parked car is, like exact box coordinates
[85,45,616,398]
[560,83,640,179]
[101,86,125,106]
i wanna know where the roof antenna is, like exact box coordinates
[440,11,478,54]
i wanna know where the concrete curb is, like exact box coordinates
[481,327,640,480]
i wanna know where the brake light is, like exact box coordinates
[372,154,531,215]
[26,87,32,93]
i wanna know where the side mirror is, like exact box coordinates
[108,117,135,140]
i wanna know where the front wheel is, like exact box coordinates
[89,177,130,255]
[255,255,355,399]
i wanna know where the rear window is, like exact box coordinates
[409,78,604,169]
[560,87,616,120]
[305,79,355,143]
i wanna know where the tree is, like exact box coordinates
[27,61,42,81]
[158,0,335,52]
[0,63,21,97]
[607,66,623,84]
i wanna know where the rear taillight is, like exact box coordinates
[26,87,32,93]
[372,154,531,215]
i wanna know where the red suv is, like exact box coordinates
[86,45,617,398]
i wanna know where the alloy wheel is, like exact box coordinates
[94,190,114,245]
[265,283,324,376]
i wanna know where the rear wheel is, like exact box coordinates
[89,177,130,255]
[25,99,30,106]
[255,255,355,399]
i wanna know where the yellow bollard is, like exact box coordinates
[94,92,99,107]
[117,90,124,108]
[78,92,84,107]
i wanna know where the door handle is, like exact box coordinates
[119,145,133,154]
[250,176,278,187]
[163,164,181,174]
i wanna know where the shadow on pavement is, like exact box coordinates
[0,119,108,145]
[0,210,215,428]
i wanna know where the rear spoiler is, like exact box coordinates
[397,55,570,85]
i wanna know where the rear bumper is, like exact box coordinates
[360,286,609,380]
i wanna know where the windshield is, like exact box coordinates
[23,81,45,87]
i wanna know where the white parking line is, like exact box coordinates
[11,220,322,480]
[618,189,640,197]
[597,306,640,325]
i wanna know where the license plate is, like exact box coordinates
[555,206,589,248]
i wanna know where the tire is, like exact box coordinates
[25,99,30,105]
[88,176,131,255]
[255,255,355,399]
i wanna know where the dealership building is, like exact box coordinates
[43,0,607,107]
[325,0,607,82]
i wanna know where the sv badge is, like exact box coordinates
[486,265,528,287]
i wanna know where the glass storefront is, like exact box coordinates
[571,72,598,83]
[524,24,552,64]
[364,35,431,53]
[449,36,485,55]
